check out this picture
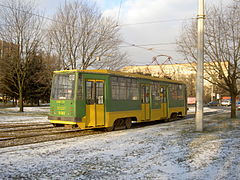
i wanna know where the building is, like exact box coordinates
[0,40,18,58]
[120,62,229,102]
[121,63,196,81]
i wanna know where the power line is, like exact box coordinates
[118,18,195,26]
[122,41,164,53]
[117,0,123,25]
[0,3,59,23]
[119,42,178,54]
[0,2,178,55]
[120,41,177,54]
[120,42,176,47]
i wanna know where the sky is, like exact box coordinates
[36,0,230,66]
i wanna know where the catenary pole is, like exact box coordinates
[196,0,205,131]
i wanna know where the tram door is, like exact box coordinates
[141,84,150,120]
[85,80,105,127]
[160,86,168,118]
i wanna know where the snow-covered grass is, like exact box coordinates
[0,107,239,179]
[0,106,49,113]
[0,106,49,124]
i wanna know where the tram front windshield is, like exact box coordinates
[51,74,75,100]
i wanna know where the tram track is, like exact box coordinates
[0,122,51,128]
[0,126,104,148]
[0,109,227,148]
[0,124,54,133]
[0,128,82,141]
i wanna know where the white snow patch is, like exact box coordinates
[0,106,49,124]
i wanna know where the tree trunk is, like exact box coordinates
[19,89,24,112]
[230,93,236,118]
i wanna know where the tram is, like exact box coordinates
[48,70,187,131]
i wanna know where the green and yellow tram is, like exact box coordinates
[48,69,187,131]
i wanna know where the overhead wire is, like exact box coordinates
[119,42,176,47]
[0,2,188,56]
[116,0,123,26]
[118,18,195,26]
[0,3,60,24]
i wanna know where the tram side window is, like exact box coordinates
[160,87,166,103]
[170,84,183,100]
[77,75,82,100]
[177,84,183,100]
[126,79,132,99]
[119,78,127,100]
[152,83,161,101]
[111,77,119,100]
[111,77,139,100]
[131,79,139,100]
[169,84,177,100]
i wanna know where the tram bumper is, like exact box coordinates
[48,116,82,122]
[48,116,86,129]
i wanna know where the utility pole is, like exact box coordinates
[196,0,205,131]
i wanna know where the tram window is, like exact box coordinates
[111,77,119,100]
[169,84,184,100]
[96,82,104,104]
[141,86,145,103]
[119,86,127,99]
[126,79,132,99]
[160,87,166,103]
[145,86,150,103]
[111,77,139,100]
[51,74,75,100]
[131,79,139,100]
[177,85,183,99]
[119,78,127,99]
[86,81,95,104]
[77,75,82,100]
[152,83,161,101]
[169,84,177,100]
[141,86,150,103]
[160,87,164,93]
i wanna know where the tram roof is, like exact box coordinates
[54,69,184,84]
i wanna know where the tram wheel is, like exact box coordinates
[125,118,132,129]
[170,113,178,121]
[114,119,126,130]
[105,126,114,132]
[52,123,64,127]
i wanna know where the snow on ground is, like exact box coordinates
[0,106,49,124]
[0,107,239,179]
[0,106,49,113]
[187,106,226,114]
[0,116,48,124]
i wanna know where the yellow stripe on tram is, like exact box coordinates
[50,120,77,125]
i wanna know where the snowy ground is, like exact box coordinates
[0,106,49,124]
[0,106,240,179]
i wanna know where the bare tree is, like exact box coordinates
[0,0,44,112]
[48,0,128,70]
[177,2,240,118]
